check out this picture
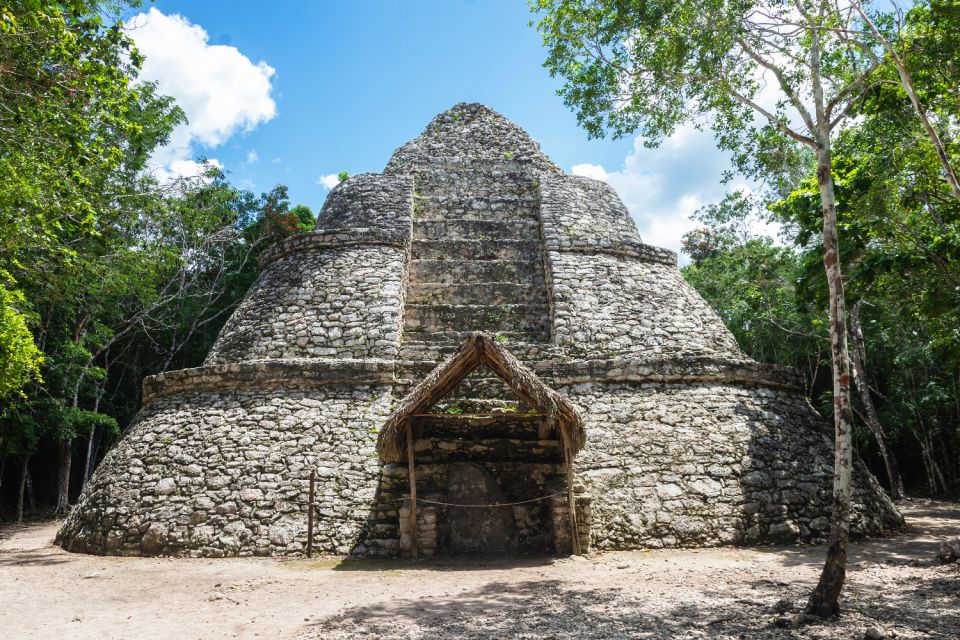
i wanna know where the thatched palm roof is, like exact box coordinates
[377,333,586,463]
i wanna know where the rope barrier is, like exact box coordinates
[390,491,566,508]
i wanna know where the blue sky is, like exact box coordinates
[125,1,744,253]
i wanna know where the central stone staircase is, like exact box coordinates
[401,165,552,363]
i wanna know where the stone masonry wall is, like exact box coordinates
[539,174,642,249]
[563,381,902,549]
[205,244,407,363]
[205,171,413,365]
[316,173,414,236]
[56,384,392,557]
[547,251,746,359]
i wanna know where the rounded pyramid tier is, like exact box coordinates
[57,103,901,558]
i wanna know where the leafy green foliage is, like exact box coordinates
[681,194,828,387]
[0,0,184,400]
[532,0,960,495]
[0,1,318,512]
[0,274,42,398]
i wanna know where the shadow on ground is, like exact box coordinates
[322,553,557,573]
[298,498,960,640]
[298,567,959,640]
[0,520,73,567]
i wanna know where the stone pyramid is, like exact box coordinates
[57,103,901,557]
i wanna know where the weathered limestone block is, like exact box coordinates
[386,103,562,175]
[316,173,414,236]
[539,174,674,265]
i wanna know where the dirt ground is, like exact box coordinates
[1,501,957,640]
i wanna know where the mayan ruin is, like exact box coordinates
[53,103,902,559]
[10,3,960,636]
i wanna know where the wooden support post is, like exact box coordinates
[561,427,581,556]
[307,469,315,558]
[405,419,418,559]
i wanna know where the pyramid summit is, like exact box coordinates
[57,104,901,558]
[386,102,562,174]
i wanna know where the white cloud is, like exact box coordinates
[570,163,609,181]
[316,174,341,190]
[154,158,222,184]
[573,124,757,259]
[127,8,276,181]
[243,150,259,166]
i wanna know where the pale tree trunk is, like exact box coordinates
[16,457,28,524]
[922,448,937,492]
[81,384,104,490]
[55,439,72,514]
[82,426,98,490]
[854,2,960,201]
[57,357,87,513]
[908,374,950,494]
[807,140,856,618]
[930,447,949,494]
[82,427,96,491]
[889,54,960,201]
[916,437,937,492]
[25,467,36,513]
[850,301,905,501]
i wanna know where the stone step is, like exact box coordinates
[403,303,549,335]
[412,218,541,242]
[405,281,543,306]
[412,413,547,440]
[396,340,563,364]
[412,437,562,464]
[408,259,546,285]
[414,205,540,224]
[413,168,540,193]
[410,239,542,262]
[413,180,540,206]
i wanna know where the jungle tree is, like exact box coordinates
[531,0,906,615]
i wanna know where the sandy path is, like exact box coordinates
[1,500,957,639]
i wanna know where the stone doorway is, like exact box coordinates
[375,333,590,559]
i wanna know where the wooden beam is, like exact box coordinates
[405,418,418,559]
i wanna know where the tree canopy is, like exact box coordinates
[0,0,315,518]
[533,0,960,617]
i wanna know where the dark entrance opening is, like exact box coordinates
[442,462,518,554]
